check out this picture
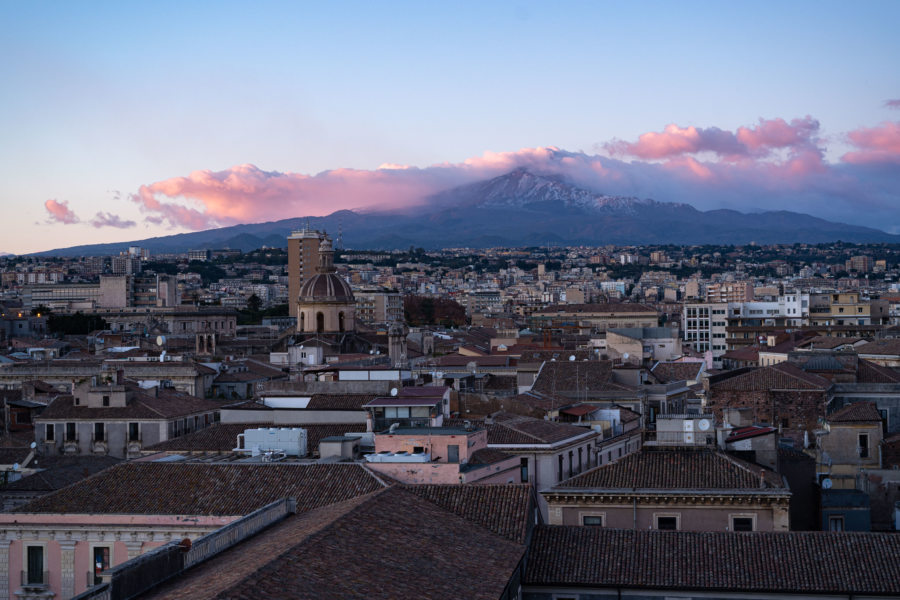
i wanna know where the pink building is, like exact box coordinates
[365,426,521,484]
[0,462,387,600]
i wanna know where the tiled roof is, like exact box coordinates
[36,387,222,421]
[143,422,367,454]
[467,447,515,466]
[828,401,882,423]
[857,359,900,383]
[0,447,31,465]
[650,361,703,383]
[306,393,375,410]
[524,526,900,595]
[2,455,122,492]
[532,361,634,394]
[141,487,526,600]
[534,303,658,315]
[858,339,900,356]
[709,362,830,392]
[448,412,596,446]
[555,449,783,490]
[15,463,387,515]
[401,483,532,543]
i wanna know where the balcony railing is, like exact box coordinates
[373,418,432,431]
[21,570,49,587]
[643,430,716,447]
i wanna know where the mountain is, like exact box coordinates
[30,169,900,256]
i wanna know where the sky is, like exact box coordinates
[2,1,899,254]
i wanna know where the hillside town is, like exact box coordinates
[1,233,900,599]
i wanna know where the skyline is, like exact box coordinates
[2,1,900,254]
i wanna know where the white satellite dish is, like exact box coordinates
[822,478,833,490]
[12,463,19,471]
[434,372,443,379]
[390,387,398,397]
[698,419,711,431]
[156,335,166,347]
[622,353,629,360]
[30,442,36,449]
[569,355,576,362]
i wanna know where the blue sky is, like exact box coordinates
[2,1,899,253]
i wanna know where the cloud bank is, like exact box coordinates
[69,114,900,234]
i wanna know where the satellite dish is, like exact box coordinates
[12,463,19,471]
[822,478,833,490]
[623,353,629,360]
[30,442,36,449]
[390,387,398,397]
[569,355,576,362]
[434,372,443,379]
[156,335,166,347]
[698,419,711,431]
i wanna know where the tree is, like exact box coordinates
[247,294,262,313]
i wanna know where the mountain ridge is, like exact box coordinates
[27,169,900,256]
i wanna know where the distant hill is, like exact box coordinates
[30,169,900,256]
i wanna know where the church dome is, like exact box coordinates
[299,273,355,302]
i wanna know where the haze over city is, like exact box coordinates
[2,1,899,254]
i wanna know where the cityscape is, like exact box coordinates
[2,2,900,600]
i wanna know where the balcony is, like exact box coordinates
[643,430,716,447]
[20,570,50,595]
[373,417,432,432]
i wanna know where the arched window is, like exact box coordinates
[338,312,345,332]
[316,312,325,333]
[300,312,305,332]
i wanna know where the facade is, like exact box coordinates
[705,281,753,303]
[33,379,221,458]
[530,303,658,334]
[682,302,728,363]
[364,426,521,484]
[354,289,403,325]
[819,402,884,490]
[706,363,833,448]
[287,226,324,320]
[542,448,791,532]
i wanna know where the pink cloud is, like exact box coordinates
[843,121,900,164]
[90,212,136,229]
[605,117,820,162]
[885,99,900,109]
[124,117,900,235]
[44,199,80,224]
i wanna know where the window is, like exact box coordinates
[558,455,563,481]
[92,546,111,584]
[858,433,869,458]
[129,422,140,442]
[65,422,76,442]
[731,516,755,532]
[578,447,583,474]
[829,516,845,531]
[655,515,679,530]
[45,424,54,442]
[582,515,604,526]
[568,451,574,478]
[94,422,105,442]
[25,545,45,585]
[447,445,459,463]
[520,457,529,483]
[102,395,110,407]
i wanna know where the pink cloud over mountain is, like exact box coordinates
[843,121,900,164]
[44,199,80,224]
[120,115,900,233]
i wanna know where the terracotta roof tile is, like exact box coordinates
[556,449,783,490]
[710,362,830,392]
[15,462,386,515]
[828,401,882,423]
[524,526,900,594]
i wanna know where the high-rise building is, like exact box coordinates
[287,225,324,319]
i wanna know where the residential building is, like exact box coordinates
[706,281,754,303]
[542,448,790,531]
[287,226,324,320]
